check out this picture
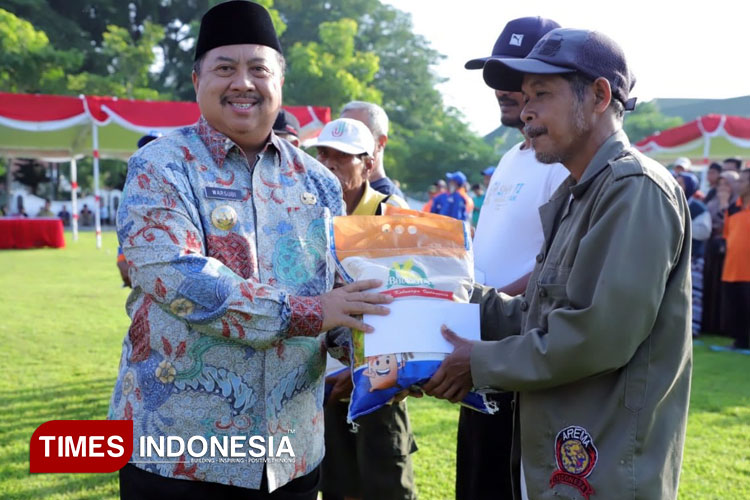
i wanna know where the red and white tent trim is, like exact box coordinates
[635,114,750,159]
[0,92,331,247]
[0,92,330,142]
[0,93,91,131]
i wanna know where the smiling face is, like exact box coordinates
[365,354,400,391]
[520,74,593,167]
[192,44,283,152]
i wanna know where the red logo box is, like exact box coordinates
[30,420,133,473]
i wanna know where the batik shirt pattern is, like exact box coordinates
[108,117,344,491]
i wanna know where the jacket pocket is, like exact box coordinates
[535,267,571,331]
[624,336,651,412]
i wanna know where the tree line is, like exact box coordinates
[1,0,681,197]
[2,0,500,195]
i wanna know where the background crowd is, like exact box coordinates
[670,157,750,351]
[419,155,750,354]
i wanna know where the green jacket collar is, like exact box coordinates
[571,129,631,199]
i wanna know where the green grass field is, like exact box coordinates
[1,231,749,499]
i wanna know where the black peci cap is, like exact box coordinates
[194,1,282,61]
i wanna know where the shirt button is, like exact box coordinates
[539,288,548,298]
[536,253,544,263]
[520,301,529,312]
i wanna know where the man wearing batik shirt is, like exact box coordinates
[110,2,391,499]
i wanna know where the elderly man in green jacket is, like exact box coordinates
[424,29,692,499]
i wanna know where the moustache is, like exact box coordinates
[221,93,262,105]
[524,125,547,138]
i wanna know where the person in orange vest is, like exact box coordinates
[717,168,750,350]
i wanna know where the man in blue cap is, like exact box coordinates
[111,2,391,498]
[425,28,691,500]
[457,17,566,500]
[480,166,495,189]
[430,171,474,221]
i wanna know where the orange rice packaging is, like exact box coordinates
[327,207,498,420]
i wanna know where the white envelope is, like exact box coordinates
[363,299,480,357]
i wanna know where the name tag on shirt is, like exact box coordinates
[205,187,242,200]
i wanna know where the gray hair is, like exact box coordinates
[562,73,624,121]
[341,101,389,138]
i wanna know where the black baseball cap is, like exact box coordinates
[483,28,637,111]
[465,17,561,70]
[272,109,300,137]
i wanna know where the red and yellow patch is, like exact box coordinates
[549,425,598,499]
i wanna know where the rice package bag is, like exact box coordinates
[328,208,498,420]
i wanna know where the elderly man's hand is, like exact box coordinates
[423,325,476,404]
[320,279,392,333]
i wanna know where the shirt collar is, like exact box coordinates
[266,131,285,157]
[196,116,281,168]
[353,182,386,216]
[570,129,631,199]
